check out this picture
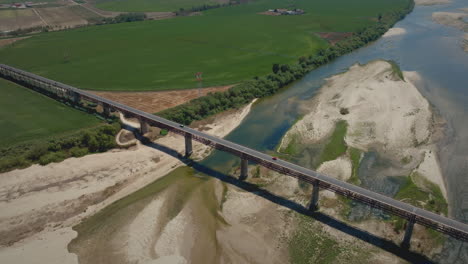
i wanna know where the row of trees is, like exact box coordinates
[175,0,241,16]
[98,13,147,25]
[159,1,414,125]
[0,123,121,172]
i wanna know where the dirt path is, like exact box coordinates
[32,8,49,26]
[78,2,105,18]
[90,85,233,113]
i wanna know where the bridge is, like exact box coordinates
[1,63,467,248]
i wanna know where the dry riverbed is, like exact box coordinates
[432,8,468,52]
[278,60,448,259]
[0,99,256,263]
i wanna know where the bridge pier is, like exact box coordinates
[308,181,320,211]
[184,134,193,157]
[401,218,415,248]
[72,92,81,104]
[102,103,110,117]
[240,158,248,180]
[140,120,149,135]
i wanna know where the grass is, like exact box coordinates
[394,172,448,216]
[0,78,101,148]
[318,120,348,166]
[289,213,371,264]
[388,60,405,81]
[348,147,361,185]
[282,134,300,156]
[95,0,220,12]
[0,0,411,91]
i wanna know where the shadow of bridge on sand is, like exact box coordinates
[136,133,435,264]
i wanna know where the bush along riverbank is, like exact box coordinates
[159,0,415,125]
[0,77,121,172]
[0,122,121,173]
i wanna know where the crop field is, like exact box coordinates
[0,9,43,32]
[0,5,102,32]
[94,0,223,12]
[0,0,411,91]
[0,78,101,148]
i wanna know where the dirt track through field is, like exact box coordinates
[32,8,49,26]
[90,85,233,113]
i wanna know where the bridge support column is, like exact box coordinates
[72,92,81,104]
[401,218,415,249]
[140,120,149,135]
[240,158,248,180]
[185,134,193,157]
[309,181,320,211]
[102,103,110,117]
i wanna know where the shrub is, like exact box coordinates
[70,147,89,157]
[39,151,67,165]
[340,108,349,115]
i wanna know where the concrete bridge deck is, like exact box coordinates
[1,63,467,246]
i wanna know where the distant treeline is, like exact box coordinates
[2,26,48,37]
[159,1,415,125]
[98,13,146,25]
[175,0,242,16]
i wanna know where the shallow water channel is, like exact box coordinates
[72,1,468,262]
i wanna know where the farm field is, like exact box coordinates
[0,0,412,91]
[94,0,223,12]
[0,78,101,148]
[0,9,44,32]
[0,5,102,32]
[90,85,232,113]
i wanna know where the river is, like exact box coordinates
[202,0,468,262]
[72,1,468,262]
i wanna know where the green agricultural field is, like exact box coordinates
[0,79,101,148]
[95,0,219,12]
[0,0,411,91]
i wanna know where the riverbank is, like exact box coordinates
[0,99,256,263]
[415,0,451,6]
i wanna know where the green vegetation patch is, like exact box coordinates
[318,120,348,166]
[388,60,405,81]
[394,172,448,215]
[289,213,371,264]
[0,79,100,148]
[282,133,301,156]
[0,0,412,91]
[348,147,361,185]
[0,79,122,172]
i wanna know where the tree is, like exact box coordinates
[272,64,280,74]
